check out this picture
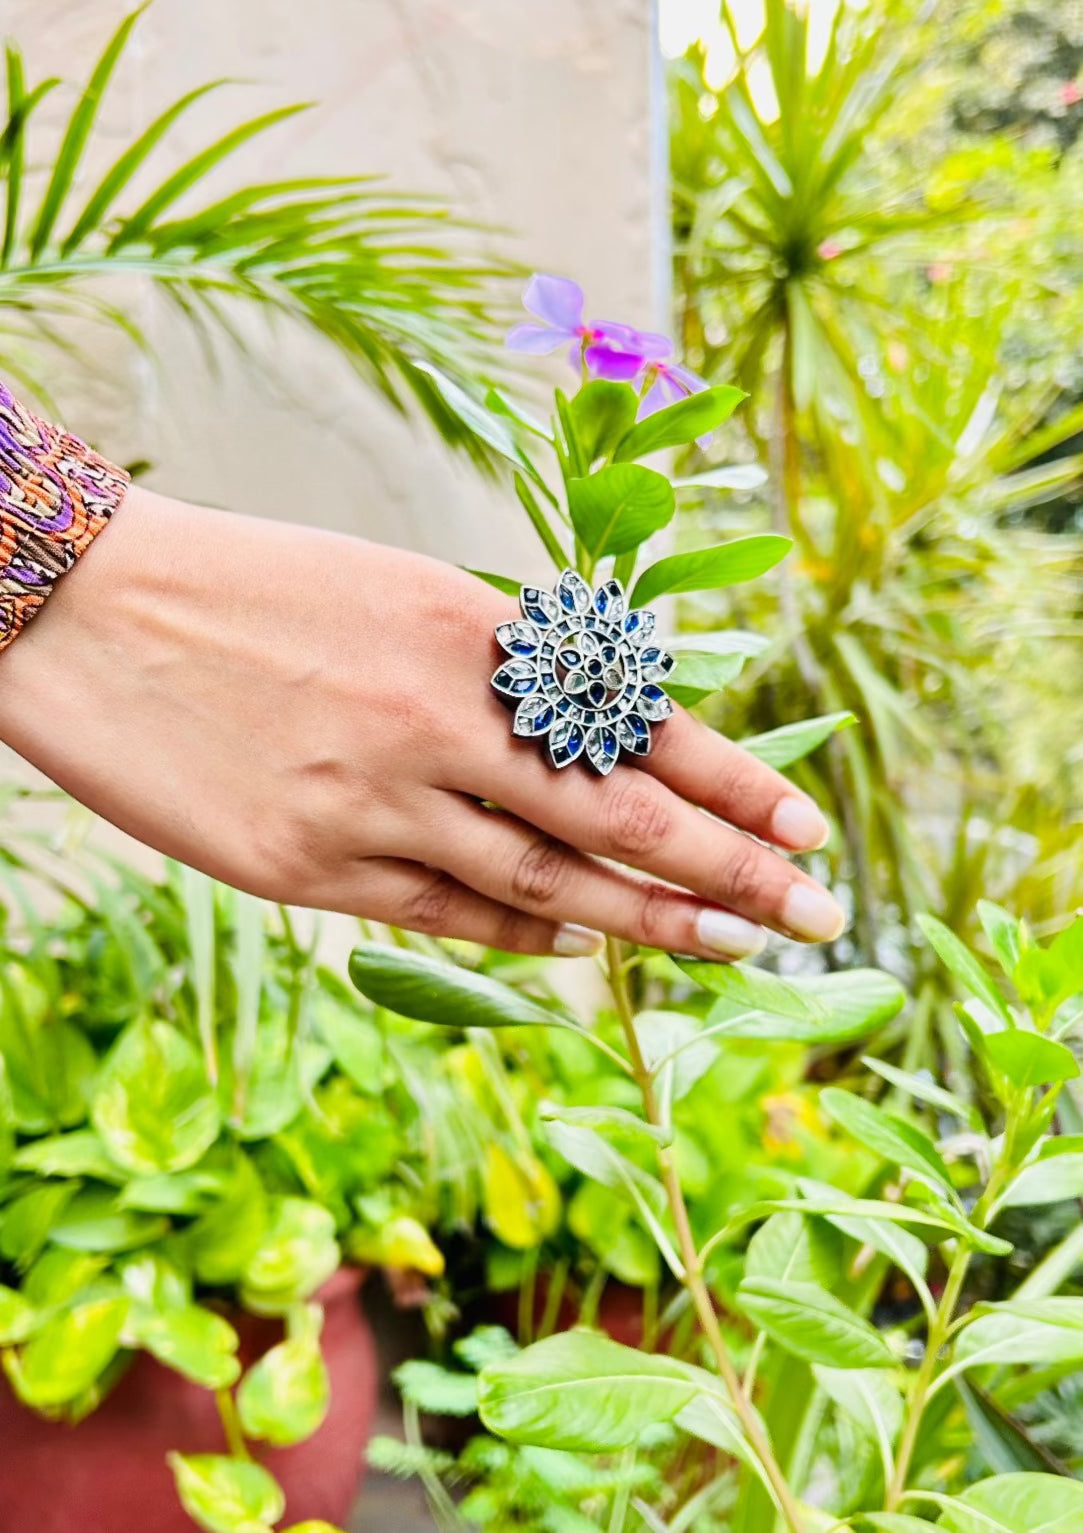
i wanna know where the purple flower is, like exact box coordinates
[638,360,709,419]
[507,274,671,383]
[507,273,711,434]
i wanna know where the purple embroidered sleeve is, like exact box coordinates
[0,381,129,651]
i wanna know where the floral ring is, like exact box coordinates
[491,570,674,774]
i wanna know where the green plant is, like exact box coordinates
[0,828,456,1533]
[0,6,514,465]
[669,0,1083,970]
[347,304,1083,1530]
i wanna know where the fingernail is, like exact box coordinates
[783,884,846,942]
[553,923,605,958]
[772,797,830,851]
[696,908,767,959]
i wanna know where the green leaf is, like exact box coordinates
[543,1121,679,1277]
[539,1102,671,1148]
[0,1056,14,1174]
[938,1473,1083,1532]
[565,380,639,465]
[745,1212,841,1290]
[50,1187,169,1253]
[28,6,148,258]
[0,1183,78,1268]
[861,1057,978,1127]
[813,1365,904,1451]
[858,1518,948,1532]
[820,1087,955,1194]
[741,711,857,768]
[696,968,905,1045]
[238,1304,330,1446]
[1000,1138,1083,1209]
[736,1277,894,1369]
[0,1284,35,1344]
[955,1300,1083,1370]
[633,1010,720,1103]
[408,362,524,467]
[477,1330,709,1451]
[131,1305,241,1390]
[189,1156,268,1286]
[13,1130,122,1180]
[917,914,1014,1027]
[63,79,229,253]
[667,649,745,707]
[240,1198,339,1316]
[977,901,1024,980]
[630,535,791,608]
[91,1020,220,1175]
[567,463,675,561]
[679,958,829,1023]
[315,1006,384,1095]
[348,942,571,1032]
[955,1377,1071,1477]
[3,1297,128,1409]
[393,1358,479,1417]
[465,568,521,597]
[984,1031,1079,1089]
[168,1453,285,1533]
[614,385,746,459]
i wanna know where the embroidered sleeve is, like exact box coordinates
[0,380,130,651]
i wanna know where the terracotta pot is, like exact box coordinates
[0,1268,377,1533]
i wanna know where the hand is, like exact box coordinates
[0,487,845,960]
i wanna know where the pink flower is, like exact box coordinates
[818,240,843,261]
[1061,81,1082,106]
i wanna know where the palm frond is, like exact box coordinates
[0,10,517,468]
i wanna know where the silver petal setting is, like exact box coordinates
[491,569,674,773]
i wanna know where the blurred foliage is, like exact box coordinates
[0,8,516,467]
[669,0,1083,987]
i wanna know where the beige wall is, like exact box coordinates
[3,0,664,577]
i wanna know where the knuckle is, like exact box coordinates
[492,905,534,954]
[404,871,458,934]
[717,837,765,908]
[604,780,673,860]
[636,881,675,948]
[509,836,568,908]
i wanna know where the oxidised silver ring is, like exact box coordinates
[491,569,674,775]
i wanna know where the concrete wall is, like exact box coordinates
[2,0,664,577]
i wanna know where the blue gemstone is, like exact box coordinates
[601,730,617,757]
[513,677,536,695]
[588,682,607,706]
[558,698,571,714]
[641,647,661,665]
[641,685,665,704]
[535,706,555,731]
[624,612,642,637]
[587,658,604,678]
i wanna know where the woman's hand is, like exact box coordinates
[0,487,845,960]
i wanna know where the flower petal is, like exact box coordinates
[617,715,652,756]
[492,660,539,698]
[523,273,585,331]
[637,376,671,419]
[595,322,672,361]
[585,726,619,775]
[638,684,673,722]
[506,322,571,354]
[495,619,542,657]
[585,344,645,382]
[623,609,655,647]
[513,695,557,736]
[667,363,709,396]
[593,579,626,621]
[556,568,592,616]
[639,647,675,683]
[520,587,560,627]
[549,719,586,769]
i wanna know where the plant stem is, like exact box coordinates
[216,1389,250,1462]
[605,937,806,1533]
[884,1152,1014,1509]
